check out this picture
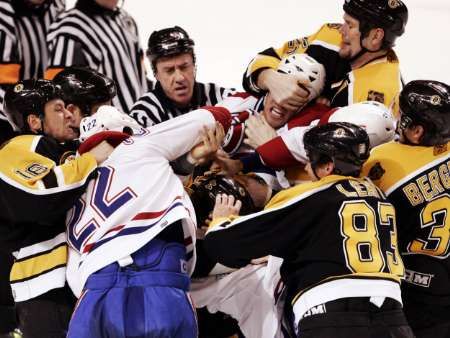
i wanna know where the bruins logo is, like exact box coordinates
[14,83,24,93]
[60,150,76,164]
[433,144,447,156]
[367,90,385,104]
[388,0,401,9]
[430,95,442,106]
[368,162,385,181]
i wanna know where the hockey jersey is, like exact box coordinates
[362,141,450,305]
[243,24,402,116]
[0,134,97,301]
[66,107,231,296]
[204,175,404,322]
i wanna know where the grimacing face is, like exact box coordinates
[262,93,299,129]
[155,53,195,108]
[42,98,80,142]
[339,13,364,60]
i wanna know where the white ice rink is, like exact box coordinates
[66,0,450,89]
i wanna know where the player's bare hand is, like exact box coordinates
[259,69,309,111]
[189,123,225,165]
[244,115,277,149]
[212,194,242,219]
[213,149,243,176]
[88,140,114,164]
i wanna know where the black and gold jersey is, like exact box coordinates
[204,175,404,307]
[0,135,97,239]
[0,134,97,301]
[243,24,402,116]
[362,141,450,304]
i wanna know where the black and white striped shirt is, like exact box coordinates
[0,0,64,120]
[131,82,235,127]
[46,0,148,114]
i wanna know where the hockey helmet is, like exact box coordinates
[399,80,450,146]
[147,26,195,66]
[343,0,408,46]
[53,66,117,116]
[4,79,63,132]
[79,105,141,143]
[11,0,51,16]
[277,54,326,103]
[328,101,395,148]
[304,122,370,177]
[190,174,256,225]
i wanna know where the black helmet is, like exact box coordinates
[304,122,370,177]
[399,80,450,146]
[189,174,255,226]
[343,0,408,47]
[11,0,52,16]
[4,79,63,132]
[53,67,116,116]
[147,26,195,66]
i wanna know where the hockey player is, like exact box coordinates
[362,80,450,338]
[188,173,283,338]
[217,101,396,188]
[0,79,112,338]
[243,0,408,116]
[131,26,235,127]
[53,66,117,118]
[205,122,414,338]
[65,105,232,337]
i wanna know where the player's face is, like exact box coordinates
[339,13,363,59]
[43,99,80,142]
[263,93,299,129]
[155,53,196,108]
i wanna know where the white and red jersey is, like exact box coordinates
[66,107,231,296]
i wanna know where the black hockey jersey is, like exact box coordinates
[362,141,450,304]
[0,134,97,301]
[204,175,404,311]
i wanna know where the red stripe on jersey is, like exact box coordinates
[287,103,332,129]
[257,136,299,169]
[202,106,232,132]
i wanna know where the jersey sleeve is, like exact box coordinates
[203,183,322,268]
[142,106,231,162]
[242,24,342,96]
[0,135,98,224]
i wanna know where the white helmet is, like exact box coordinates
[328,101,396,148]
[79,105,141,142]
[277,54,326,103]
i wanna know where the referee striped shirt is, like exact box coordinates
[0,0,64,120]
[46,1,148,114]
[131,81,235,127]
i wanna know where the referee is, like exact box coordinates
[130,26,235,127]
[0,0,64,138]
[45,0,149,114]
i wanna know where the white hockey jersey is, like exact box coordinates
[66,107,230,296]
